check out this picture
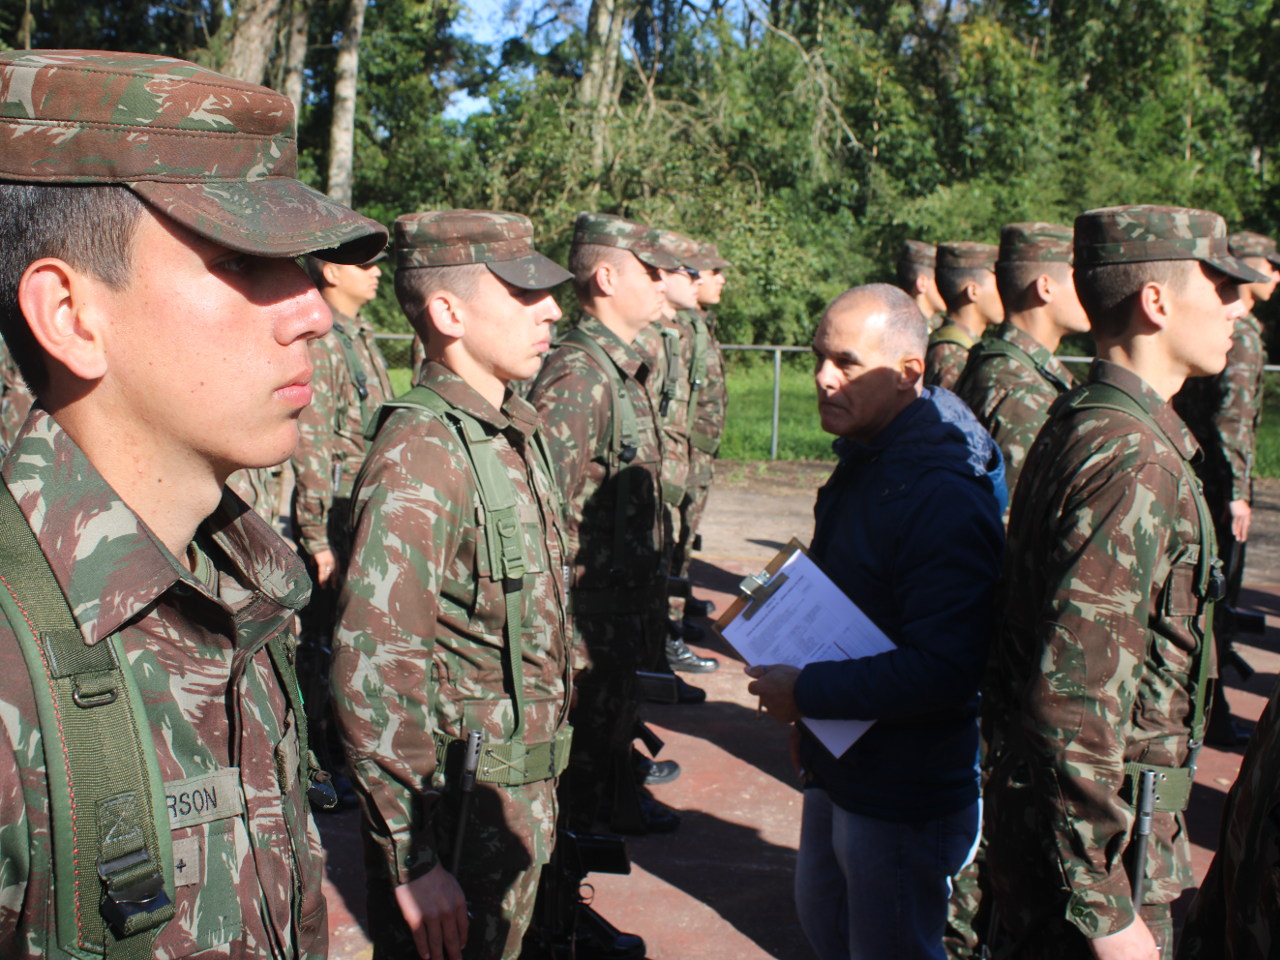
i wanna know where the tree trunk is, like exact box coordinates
[222,0,287,84]
[327,0,367,207]
[281,0,312,118]
[579,0,628,169]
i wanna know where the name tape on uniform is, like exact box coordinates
[164,768,244,830]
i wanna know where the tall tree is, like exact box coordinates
[328,0,368,206]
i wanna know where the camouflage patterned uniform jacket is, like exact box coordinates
[1174,312,1264,507]
[636,314,694,508]
[0,344,31,456]
[986,361,1214,941]
[0,410,325,960]
[924,322,976,392]
[689,309,727,479]
[952,322,1076,497]
[291,307,393,557]
[528,317,666,607]
[331,361,572,885]
[1178,679,1280,960]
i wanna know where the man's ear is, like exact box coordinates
[321,260,343,288]
[1135,280,1171,332]
[593,261,617,298]
[962,280,981,305]
[425,290,466,341]
[899,354,925,388]
[1035,273,1054,304]
[914,275,930,297]
[18,258,109,382]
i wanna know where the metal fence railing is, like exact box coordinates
[374,335,1280,463]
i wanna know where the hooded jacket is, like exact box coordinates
[794,386,1005,821]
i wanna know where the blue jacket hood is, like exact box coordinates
[834,386,1007,512]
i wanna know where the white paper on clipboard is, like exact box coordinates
[719,545,895,757]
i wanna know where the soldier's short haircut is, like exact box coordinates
[0,183,145,398]
[303,255,333,290]
[896,260,933,292]
[568,243,635,301]
[826,283,928,359]
[394,263,489,337]
[936,267,991,312]
[1076,260,1191,340]
[996,260,1073,313]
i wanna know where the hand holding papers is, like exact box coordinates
[717,539,896,758]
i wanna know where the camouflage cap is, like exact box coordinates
[698,241,732,270]
[654,228,716,271]
[0,49,387,264]
[898,240,937,269]
[1074,205,1269,283]
[572,212,679,270]
[394,210,572,290]
[998,222,1074,265]
[937,241,998,272]
[1228,230,1280,268]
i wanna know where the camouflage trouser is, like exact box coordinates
[944,839,991,959]
[562,609,654,831]
[365,777,557,960]
[666,449,716,625]
[991,902,1173,958]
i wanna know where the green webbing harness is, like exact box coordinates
[367,386,572,786]
[0,482,320,958]
[658,327,681,419]
[688,312,710,417]
[1061,381,1224,813]
[965,334,1072,394]
[557,328,642,566]
[332,321,372,418]
[928,322,977,351]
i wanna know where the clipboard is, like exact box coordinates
[712,538,895,758]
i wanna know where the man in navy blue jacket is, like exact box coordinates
[749,283,1004,960]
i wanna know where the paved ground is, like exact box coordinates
[321,462,1280,959]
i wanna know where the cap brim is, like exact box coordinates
[633,244,679,271]
[1205,253,1272,284]
[488,252,573,291]
[128,177,388,265]
[1266,253,1280,268]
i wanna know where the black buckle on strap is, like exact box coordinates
[98,849,173,936]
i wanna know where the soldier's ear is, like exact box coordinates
[18,258,109,385]
[898,354,924,387]
[593,261,618,297]
[962,280,981,304]
[1036,273,1054,304]
[1136,280,1171,331]
[425,291,466,341]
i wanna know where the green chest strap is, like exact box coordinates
[369,385,565,744]
[0,481,174,959]
[332,320,373,425]
[557,329,644,566]
[1060,381,1224,806]
[929,323,976,351]
[658,327,681,419]
[689,313,709,416]
[967,335,1072,394]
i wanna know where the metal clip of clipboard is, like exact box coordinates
[738,569,789,621]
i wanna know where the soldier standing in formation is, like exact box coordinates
[925,241,1004,390]
[897,239,948,331]
[0,48,387,958]
[682,242,732,623]
[953,222,1089,498]
[528,213,679,835]
[331,211,575,960]
[984,206,1266,959]
[1173,230,1280,746]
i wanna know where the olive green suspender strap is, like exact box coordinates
[1062,381,1224,808]
[331,319,373,422]
[658,327,681,418]
[689,314,710,414]
[966,335,1073,394]
[928,323,976,351]
[0,480,174,959]
[557,328,641,565]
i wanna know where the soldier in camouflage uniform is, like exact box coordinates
[683,241,732,622]
[926,242,1003,391]
[331,210,574,960]
[897,239,947,331]
[226,462,294,532]
[946,225,1088,958]
[1173,230,1280,746]
[1178,679,1280,959]
[984,206,1267,960]
[0,49,386,960]
[646,229,719,677]
[527,213,680,834]
[953,222,1089,499]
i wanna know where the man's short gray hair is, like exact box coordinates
[824,283,928,359]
